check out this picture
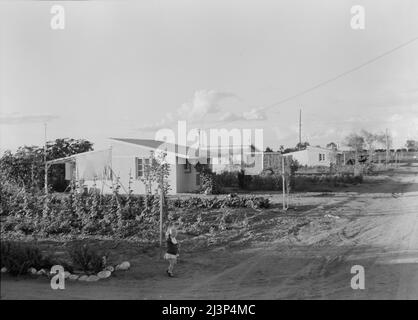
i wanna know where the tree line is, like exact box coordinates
[264,131,418,154]
[0,138,93,192]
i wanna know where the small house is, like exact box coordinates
[283,146,339,167]
[47,138,203,195]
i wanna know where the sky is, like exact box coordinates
[1,0,418,153]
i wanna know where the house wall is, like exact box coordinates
[286,150,309,166]
[286,148,335,167]
[307,149,331,166]
[244,153,264,175]
[82,142,178,195]
[175,162,200,193]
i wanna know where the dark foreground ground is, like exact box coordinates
[1,166,418,299]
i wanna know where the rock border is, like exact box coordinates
[0,261,131,283]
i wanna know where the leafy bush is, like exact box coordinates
[215,171,239,188]
[246,175,282,191]
[13,217,36,235]
[0,241,53,276]
[68,243,107,273]
[0,178,270,240]
[170,195,270,210]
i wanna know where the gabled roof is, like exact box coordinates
[110,138,166,149]
[110,138,262,157]
[283,145,341,155]
[110,138,195,158]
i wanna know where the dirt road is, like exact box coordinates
[2,166,418,299]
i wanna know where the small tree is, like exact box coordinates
[140,151,170,197]
[406,140,418,151]
[326,142,338,150]
[361,130,387,163]
[296,141,310,150]
[344,133,364,165]
[195,163,217,194]
[140,151,170,218]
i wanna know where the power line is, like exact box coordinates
[215,35,418,128]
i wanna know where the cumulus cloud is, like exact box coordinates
[178,90,235,120]
[242,107,267,121]
[138,90,268,132]
[388,114,403,122]
[138,89,236,131]
[219,107,267,122]
[0,113,59,125]
[219,111,241,122]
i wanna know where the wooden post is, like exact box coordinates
[385,128,389,167]
[44,164,48,194]
[159,173,164,248]
[298,109,302,150]
[44,123,48,194]
[282,157,286,210]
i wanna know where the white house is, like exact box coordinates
[47,138,203,195]
[283,146,338,167]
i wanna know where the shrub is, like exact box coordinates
[13,217,36,235]
[1,216,18,232]
[169,195,270,210]
[353,175,363,184]
[246,175,282,191]
[0,241,53,276]
[215,171,239,188]
[68,243,107,273]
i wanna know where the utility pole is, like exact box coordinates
[298,108,302,150]
[385,128,389,167]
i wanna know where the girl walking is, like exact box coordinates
[164,226,179,277]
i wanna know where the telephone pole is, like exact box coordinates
[385,128,389,167]
[298,108,302,150]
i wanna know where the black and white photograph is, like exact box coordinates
[0,0,418,306]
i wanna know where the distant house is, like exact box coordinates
[47,138,203,195]
[283,146,339,167]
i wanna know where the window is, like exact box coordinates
[319,153,326,161]
[136,158,143,178]
[136,157,151,179]
[196,174,201,186]
[144,158,150,173]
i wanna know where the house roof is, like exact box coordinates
[110,138,196,158]
[283,145,340,156]
[111,138,167,149]
[110,138,262,157]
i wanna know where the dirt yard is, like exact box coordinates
[1,165,418,299]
